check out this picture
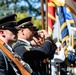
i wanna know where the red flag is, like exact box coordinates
[47,0,55,35]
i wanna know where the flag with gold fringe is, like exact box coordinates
[56,6,69,50]
[52,0,76,25]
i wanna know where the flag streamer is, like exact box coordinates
[47,0,55,35]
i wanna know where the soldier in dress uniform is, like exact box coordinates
[0,14,20,75]
[13,17,57,75]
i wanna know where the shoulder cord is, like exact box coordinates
[5,44,33,74]
[12,51,33,74]
[7,58,21,75]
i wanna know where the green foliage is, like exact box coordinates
[16,12,29,21]
[0,0,11,17]
[16,13,42,29]
[32,17,42,29]
[0,0,43,30]
[0,0,43,17]
[16,12,42,29]
[53,38,57,42]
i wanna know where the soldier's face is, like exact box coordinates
[23,28,34,41]
[4,30,18,42]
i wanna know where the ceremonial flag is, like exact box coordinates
[65,0,76,26]
[52,0,76,13]
[52,0,65,6]
[47,0,55,35]
[52,0,75,56]
[52,0,76,25]
[57,6,69,49]
[65,0,76,15]
[63,6,74,24]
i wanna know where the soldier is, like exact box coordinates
[0,14,19,75]
[13,17,57,75]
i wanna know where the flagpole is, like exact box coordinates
[40,0,45,29]
[72,31,74,48]
[57,16,60,42]
[45,0,48,31]
[70,27,75,48]
[41,0,49,75]
[45,1,52,75]
[69,34,71,46]
[57,15,61,75]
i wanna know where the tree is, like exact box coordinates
[0,0,45,17]
[16,12,29,21]
[0,0,46,29]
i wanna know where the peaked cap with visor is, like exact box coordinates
[0,14,19,31]
[17,17,38,31]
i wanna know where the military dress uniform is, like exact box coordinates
[12,17,57,75]
[0,14,21,75]
[0,45,20,75]
[13,37,57,75]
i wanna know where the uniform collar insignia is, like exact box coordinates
[24,46,30,51]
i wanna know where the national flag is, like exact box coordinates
[47,0,55,35]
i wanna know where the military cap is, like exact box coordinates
[0,14,18,30]
[17,17,38,31]
[33,26,39,31]
[18,17,32,25]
